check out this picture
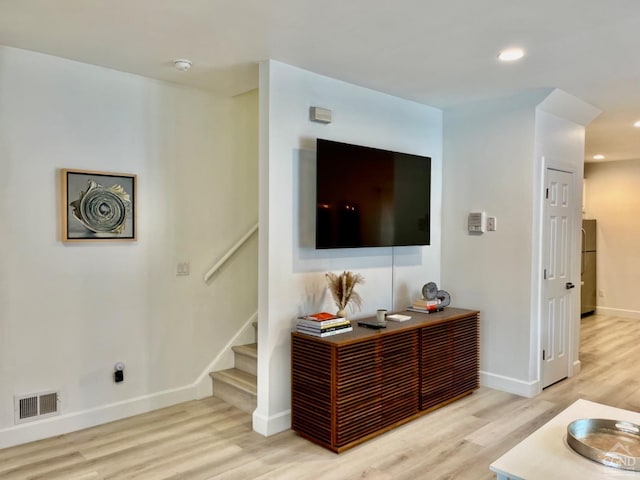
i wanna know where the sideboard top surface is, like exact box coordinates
[292,307,479,346]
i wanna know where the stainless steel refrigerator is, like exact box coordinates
[581,219,597,316]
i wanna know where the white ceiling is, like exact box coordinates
[1,0,640,162]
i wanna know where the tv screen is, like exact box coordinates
[316,138,431,249]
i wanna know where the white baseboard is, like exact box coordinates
[480,371,540,398]
[0,384,196,449]
[595,306,640,320]
[571,360,581,376]
[252,409,291,437]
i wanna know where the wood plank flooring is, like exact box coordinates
[2,314,640,479]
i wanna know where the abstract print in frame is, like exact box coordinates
[61,169,137,242]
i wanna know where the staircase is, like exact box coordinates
[204,225,259,414]
[210,325,258,413]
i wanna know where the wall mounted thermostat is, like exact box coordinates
[468,211,486,233]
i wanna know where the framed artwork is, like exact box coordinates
[61,169,137,242]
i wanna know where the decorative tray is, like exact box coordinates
[567,418,640,471]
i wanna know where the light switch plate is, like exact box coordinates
[176,262,190,276]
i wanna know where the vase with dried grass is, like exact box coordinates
[325,271,365,319]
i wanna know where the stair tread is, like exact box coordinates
[232,343,257,358]
[210,368,257,396]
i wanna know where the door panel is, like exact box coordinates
[542,168,574,388]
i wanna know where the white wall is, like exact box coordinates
[442,89,596,397]
[442,92,544,395]
[0,46,258,447]
[584,159,640,318]
[256,60,443,435]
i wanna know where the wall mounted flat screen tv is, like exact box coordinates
[316,138,431,249]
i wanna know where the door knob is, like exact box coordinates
[566,282,575,290]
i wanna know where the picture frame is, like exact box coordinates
[61,169,137,242]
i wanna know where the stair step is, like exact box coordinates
[210,368,257,414]
[232,343,257,358]
[211,368,257,395]
[232,343,257,376]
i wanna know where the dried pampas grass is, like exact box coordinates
[325,271,365,315]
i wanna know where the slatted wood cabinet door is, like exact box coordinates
[335,339,383,446]
[291,334,334,446]
[451,314,480,398]
[380,331,420,427]
[291,308,479,453]
[421,313,480,410]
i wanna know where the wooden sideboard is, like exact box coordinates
[291,307,479,452]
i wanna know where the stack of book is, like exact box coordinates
[296,312,353,337]
[408,298,443,313]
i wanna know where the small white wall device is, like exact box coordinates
[468,211,486,233]
[310,106,332,124]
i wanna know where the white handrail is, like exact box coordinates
[204,222,259,282]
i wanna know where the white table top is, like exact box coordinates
[490,399,640,479]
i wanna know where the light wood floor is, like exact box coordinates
[3,314,640,479]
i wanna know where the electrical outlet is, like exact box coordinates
[114,361,125,383]
[487,217,497,231]
[599,289,605,297]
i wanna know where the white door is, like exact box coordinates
[542,168,575,388]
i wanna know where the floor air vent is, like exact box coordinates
[14,391,60,424]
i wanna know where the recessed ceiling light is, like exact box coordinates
[498,48,525,62]
[634,120,640,128]
[173,59,192,72]
[593,154,605,160]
